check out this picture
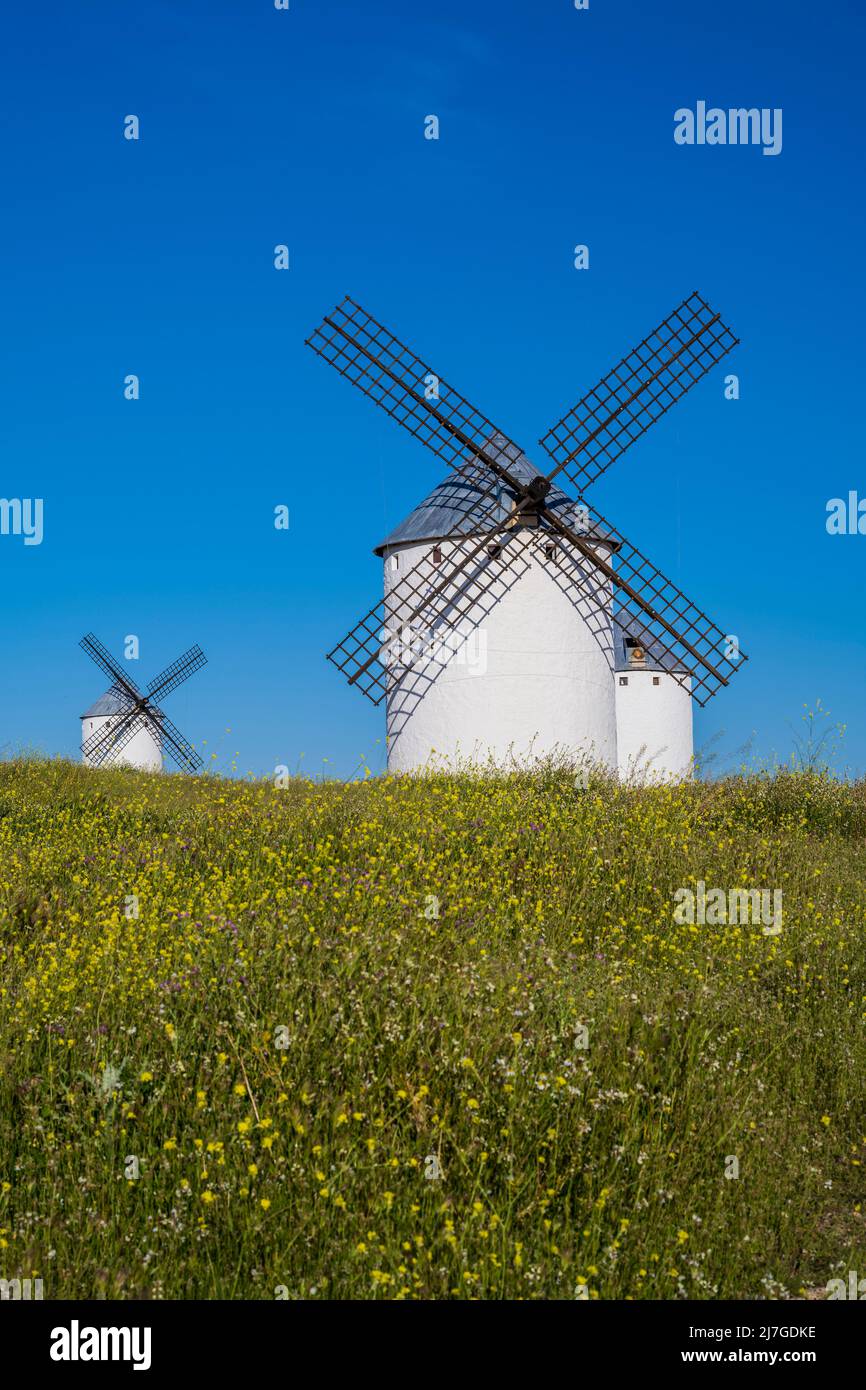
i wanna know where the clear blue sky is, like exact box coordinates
[2,0,864,778]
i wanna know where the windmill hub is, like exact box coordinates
[524,475,551,503]
[511,475,551,528]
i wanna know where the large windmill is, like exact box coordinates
[79,633,207,773]
[307,293,746,778]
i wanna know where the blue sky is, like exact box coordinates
[2,0,864,778]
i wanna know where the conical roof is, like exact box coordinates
[80,685,133,719]
[80,681,164,720]
[374,434,616,555]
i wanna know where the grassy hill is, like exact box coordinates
[1,757,865,1300]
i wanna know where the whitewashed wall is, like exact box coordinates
[81,715,163,772]
[614,668,693,781]
[383,533,618,774]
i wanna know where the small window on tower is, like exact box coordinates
[390,554,399,571]
[619,676,628,687]
[431,546,442,565]
[653,676,660,686]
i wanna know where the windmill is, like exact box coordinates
[79,633,207,773]
[306,292,747,777]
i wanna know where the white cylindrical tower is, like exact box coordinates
[613,629,693,781]
[80,690,163,772]
[376,456,619,774]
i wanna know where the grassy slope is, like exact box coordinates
[1,757,865,1300]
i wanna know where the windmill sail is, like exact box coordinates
[538,292,738,493]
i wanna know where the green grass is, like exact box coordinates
[1,756,864,1299]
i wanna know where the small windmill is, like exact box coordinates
[79,633,207,773]
[306,292,747,775]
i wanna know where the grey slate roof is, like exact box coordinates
[374,434,616,555]
[81,685,132,719]
[80,682,164,720]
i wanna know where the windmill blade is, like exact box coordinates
[82,708,148,767]
[79,633,142,701]
[306,296,532,494]
[579,502,746,705]
[539,292,738,493]
[151,708,204,773]
[328,530,532,705]
[536,506,746,705]
[147,644,207,703]
[328,600,389,704]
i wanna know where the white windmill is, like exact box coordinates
[78,633,207,773]
[307,294,746,780]
[80,686,164,771]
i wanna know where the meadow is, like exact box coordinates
[1,756,865,1300]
